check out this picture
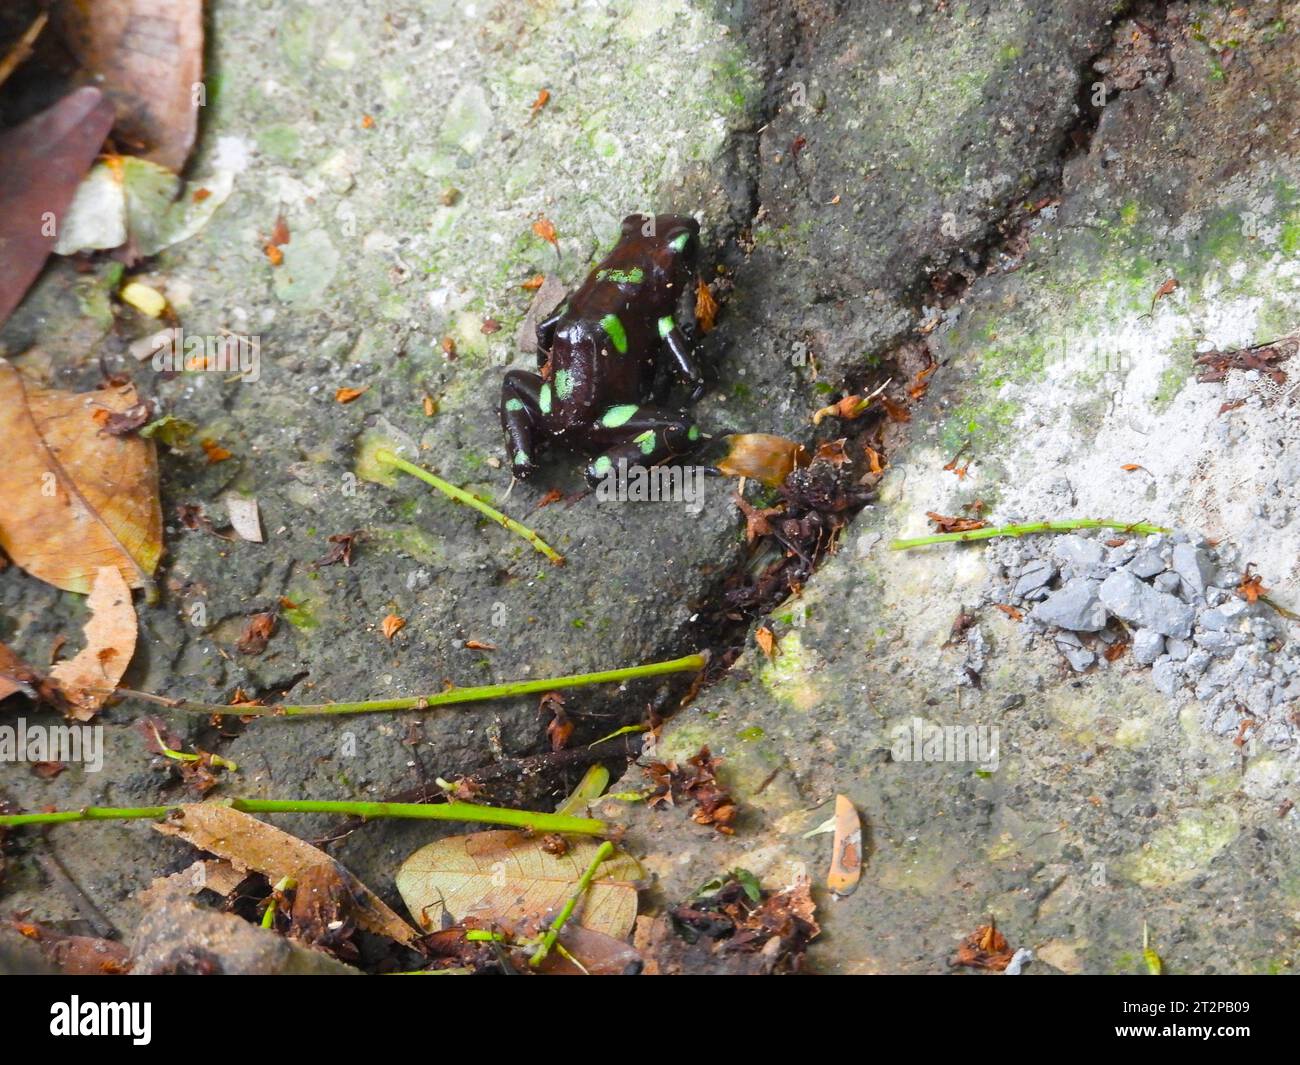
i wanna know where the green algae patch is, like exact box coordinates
[1116,808,1239,889]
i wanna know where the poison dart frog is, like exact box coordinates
[500,213,705,486]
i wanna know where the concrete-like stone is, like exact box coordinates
[1033,578,1108,632]
[1099,569,1195,639]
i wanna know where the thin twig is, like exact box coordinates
[377,448,565,565]
[107,652,706,717]
[530,840,615,967]
[891,518,1170,550]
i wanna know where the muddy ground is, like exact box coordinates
[3,1,1300,974]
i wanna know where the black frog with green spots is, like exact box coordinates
[499,212,705,487]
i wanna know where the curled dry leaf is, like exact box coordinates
[381,614,406,640]
[225,495,263,543]
[532,217,558,246]
[334,386,369,404]
[235,612,276,655]
[926,511,988,534]
[0,359,162,594]
[827,793,862,897]
[716,433,808,487]
[0,87,116,327]
[154,804,419,946]
[755,625,779,660]
[396,830,642,940]
[695,278,719,333]
[48,565,137,721]
[54,0,204,172]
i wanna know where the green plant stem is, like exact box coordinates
[0,797,608,835]
[890,519,1170,550]
[375,448,564,565]
[111,652,707,717]
[530,840,614,967]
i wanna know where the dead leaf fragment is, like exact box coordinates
[225,495,263,543]
[695,278,719,333]
[54,0,204,172]
[235,612,276,655]
[334,386,369,404]
[200,438,232,464]
[717,434,808,487]
[48,566,137,720]
[395,831,641,940]
[0,360,162,593]
[155,804,419,945]
[926,511,988,534]
[953,919,1016,971]
[532,217,558,246]
[381,614,406,640]
[755,626,779,660]
[528,88,550,117]
[827,794,862,897]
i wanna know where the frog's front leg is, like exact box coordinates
[657,315,705,401]
[534,300,568,365]
[500,369,546,478]
[582,402,702,487]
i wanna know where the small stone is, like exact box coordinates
[1127,548,1165,579]
[1166,638,1191,661]
[1172,543,1217,600]
[1013,559,1057,598]
[1132,628,1164,665]
[1060,645,1096,672]
[1200,600,1250,631]
[1183,649,1212,676]
[1194,631,1236,656]
[1153,571,1182,596]
[1098,569,1194,638]
[1032,578,1108,632]
[1051,534,1104,570]
[1152,656,1180,695]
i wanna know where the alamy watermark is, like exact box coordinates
[593,459,707,515]
[149,327,261,382]
[891,716,1000,773]
[0,719,104,773]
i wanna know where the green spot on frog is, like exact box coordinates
[600,313,628,354]
[595,268,644,284]
[554,369,574,400]
[657,315,674,338]
[514,449,530,466]
[539,382,552,414]
[591,455,613,477]
[669,232,690,252]
[687,425,700,441]
[634,429,656,455]
[600,404,637,428]
[505,397,525,412]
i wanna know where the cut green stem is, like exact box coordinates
[110,652,707,718]
[530,840,615,967]
[891,518,1170,551]
[376,448,564,565]
[0,797,608,835]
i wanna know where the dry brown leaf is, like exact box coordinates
[993,603,1024,621]
[48,566,137,721]
[334,386,369,404]
[155,804,419,945]
[1238,566,1268,603]
[528,89,550,117]
[200,437,232,463]
[263,243,283,266]
[54,0,204,172]
[755,625,779,660]
[395,830,641,939]
[464,639,496,651]
[521,274,545,291]
[827,794,862,897]
[0,359,162,594]
[695,278,719,333]
[926,511,988,534]
[532,217,558,245]
[381,614,406,640]
[716,434,807,487]
[235,611,276,655]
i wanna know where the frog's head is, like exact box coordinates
[620,213,700,265]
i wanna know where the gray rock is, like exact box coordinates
[1152,656,1180,696]
[1166,638,1192,661]
[1183,649,1213,676]
[1127,548,1166,579]
[1132,628,1165,665]
[1153,571,1183,596]
[1172,543,1217,600]
[1059,644,1096,672]
[1098,569,1194,638]
[1013,559,1057,598]
[1200,600,1251,631]
[1052,534,1104,572]
[1032,578,1108,632]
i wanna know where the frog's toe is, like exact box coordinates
[510,448,539,480]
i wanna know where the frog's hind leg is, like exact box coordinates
[656,315,705,401]
[582,403,702,487]
[500,369,545,479]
